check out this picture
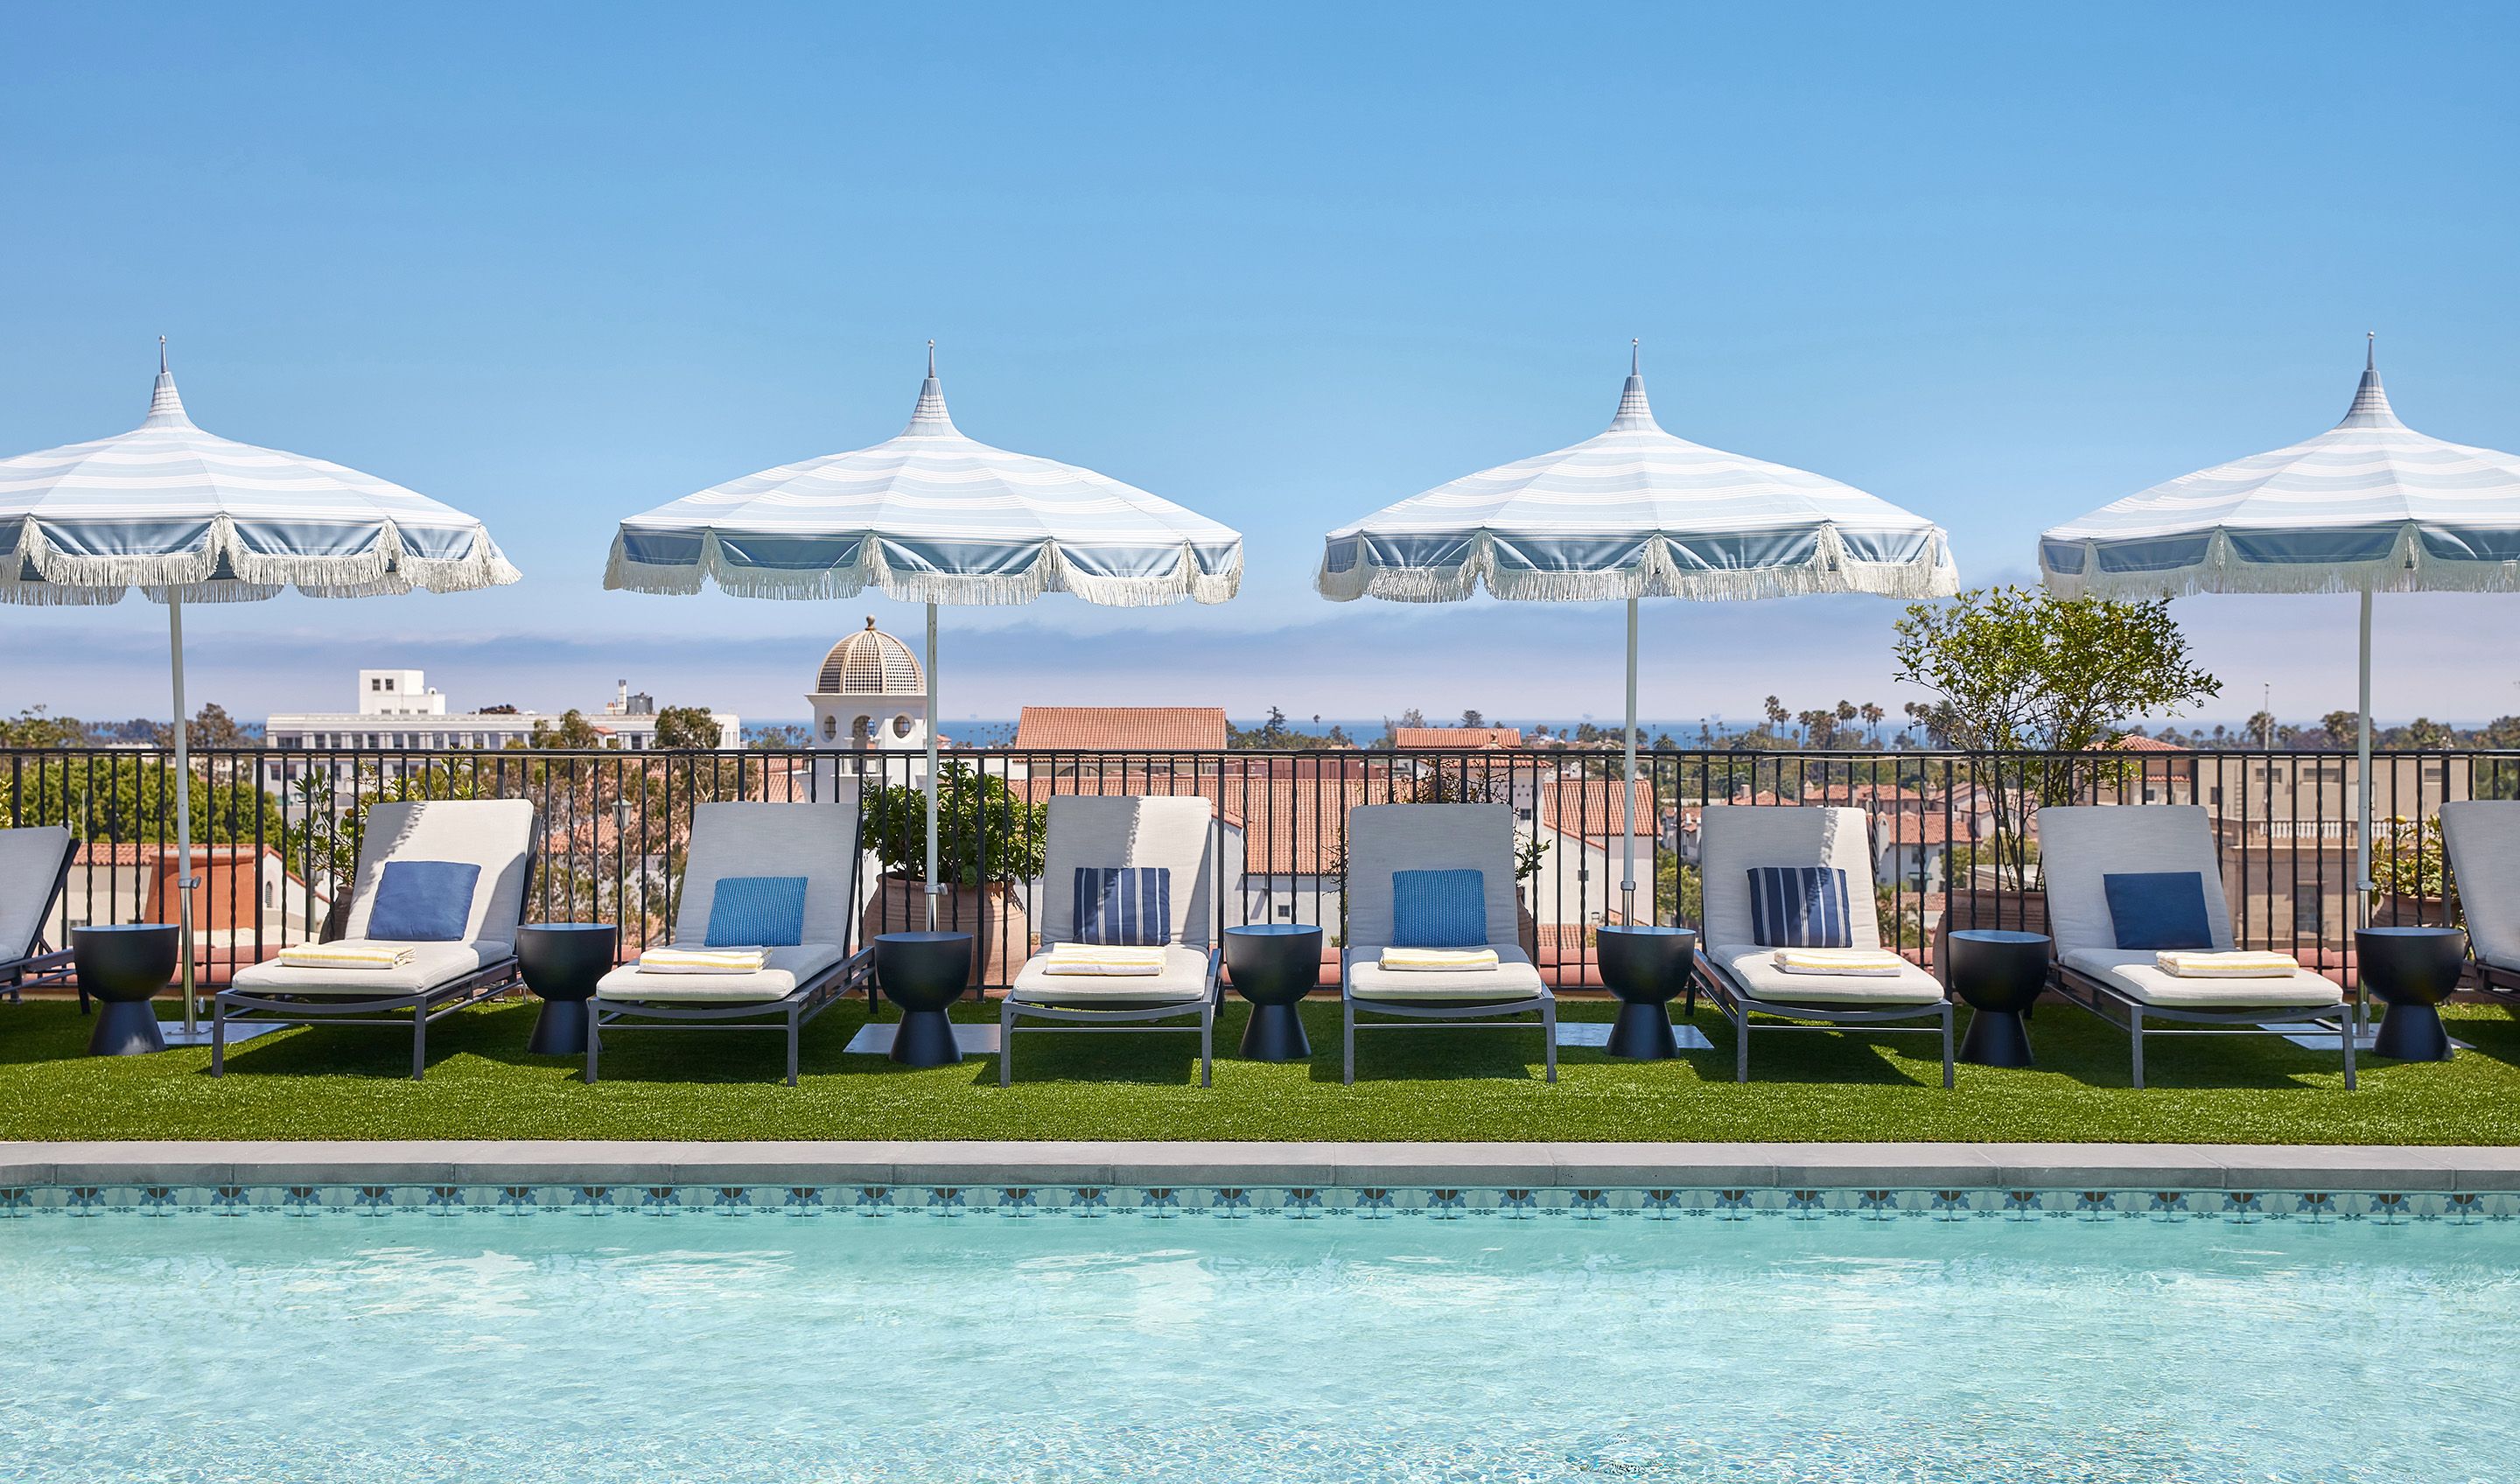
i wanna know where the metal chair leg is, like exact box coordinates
[1541,998,1557,1084]
[1199,1002,1213,1088]
[1735,1006,1750,1083]
[1342,995,1355,1085]
[786,1006,800,1088]
[2342,1013,2357,1091]
[584,1010,600,1084]
[1940,1003,1955,1088]
[211,997,227,1076]
[2130,1017,2146,1090]
[998,998,1016,1088]
[411,1009,427,1082]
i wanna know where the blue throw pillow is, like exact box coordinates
[365,860,480,942]
[1747,866,1852,948]
[704,876,808,948]
[2103,872,2214,950]
[1074,866,1172,946]
[1391,869,1487,948]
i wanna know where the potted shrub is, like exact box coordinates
[860,763,1047,988]
[2371,816,2457,928]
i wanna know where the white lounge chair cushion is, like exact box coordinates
[1698,806,1887,951]
[0,826,71,962]
[1346,944,1548,1003]
[597,942,844,1004]
[231,941,501,998]
[2036,806,2236,956]
[672,797,863,949]
[1010,944,1214,1004]
[2441,801,2520,970]
[341,801,536,948]
[1037,795,1216,950]
[1342,804,1522,950]
[1711,943,1947,1006]
[2061,948,2342,1008]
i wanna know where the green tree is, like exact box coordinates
[746,723,812,750]
[1460,708,1486,729]
[651,705,723,750]
[1229,706,1299,750]
[0,706,86,748]
[186,702,249,748]
[861,763,1047,887]
[527,709,605,749]
[1893,585,2220,884]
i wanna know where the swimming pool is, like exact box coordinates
[2,1200,2511,1482]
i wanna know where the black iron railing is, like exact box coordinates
[4,743,2507,989]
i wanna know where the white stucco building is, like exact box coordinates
[265,669,738,752]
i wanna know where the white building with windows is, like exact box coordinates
[265,669,738,752]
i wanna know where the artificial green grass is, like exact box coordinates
[1,998,2516,1144]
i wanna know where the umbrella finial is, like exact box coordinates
[906,340,956,434]
[144,336,192,429]
[1610,340,1657,431]
[2340,332,2401,430]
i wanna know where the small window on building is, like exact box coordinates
[2293,895,2321,934]
[892,714,914,738]
[2209,787,2222,806]
[370,678,382,691]
[1278,904,1295,919]
[821,714,837,741]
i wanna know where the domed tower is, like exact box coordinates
[808,617,928,760]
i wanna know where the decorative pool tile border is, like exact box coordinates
[4,1183,2514,1223]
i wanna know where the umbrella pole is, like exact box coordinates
[2356,585,2374,924]
[1620,597,1639,925]
[924,601,940,932]
[169,596,198,1034]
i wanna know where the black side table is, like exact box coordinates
[876,932,974,1068]
[517,923,617,1056]
[1948,929,2049,1068]
[74,924,180,1056]
[1225,924,1320,1061]
[2358,926,2466,1062]
[1597,925,1698,1060]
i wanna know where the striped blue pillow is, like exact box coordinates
[1074,866,1171,947]
[1391,869,1487,948]
[704,876,808,948]
[1746,866,1852,948]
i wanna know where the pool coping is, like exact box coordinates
[5,1141,2518,1193]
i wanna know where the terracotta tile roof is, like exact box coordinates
[1012,706,1228,752]
[2106,734,2186,752]
[74,843,272,866]
[1394,726,1522,750]
[1539,778,1657,844]
[1875,813,1957,845]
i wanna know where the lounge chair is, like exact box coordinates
[1000,795,1221,1088]
[1691,805,1953,1086]
[590,794,874,1087]
[215,799,536,1079]
[2439,801,2520,1011]
[0,826,78,1006]
[2041,804,2353,1089]
[1340,802,1556,1085]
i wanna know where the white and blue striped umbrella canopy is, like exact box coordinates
[606,351,1242,607]
[0,347,518,606]
[2040,342,2520,597]
[1317,350,1956,603]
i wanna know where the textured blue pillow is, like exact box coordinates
[1391,869,1487,948]
[2103,872,2213,950]
[1074,866,1171,946]
[366,860,480,942]
[704,876,808,948]
[1746,866,1852,948]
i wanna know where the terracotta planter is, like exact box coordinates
[1516,888,1537,959]
[861,874,1030,990]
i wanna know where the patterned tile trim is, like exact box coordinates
[0,1185,2512,1222]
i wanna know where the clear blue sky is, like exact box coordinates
[5,3,2516,729]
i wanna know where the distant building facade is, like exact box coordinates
[265,669,738,751]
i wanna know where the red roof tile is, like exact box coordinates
[1394,726,1523,750]
[1012,706,1228,752]
[1539,778,1658,844]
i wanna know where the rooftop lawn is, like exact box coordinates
[0,996,2514,1144]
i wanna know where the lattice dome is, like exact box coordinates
[816,617,923,694]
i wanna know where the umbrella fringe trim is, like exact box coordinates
[1314,528,1957,604]
[0,515,519,605]
[2040,528,2520,598]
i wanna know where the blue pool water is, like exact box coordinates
[1,1211,2512,1482]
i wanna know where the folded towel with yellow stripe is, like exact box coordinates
[1378,947,1500,972]
[276,942,416,971]
[636,946,771,975]
[1042,942,1167,976]
[2154,949,2299,979]
[1771,947,1907,976]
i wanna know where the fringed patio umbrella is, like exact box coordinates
[0,341,520,1039]
[606,344,1242,925]
[1319,343,1957,923]
[2040,334,2520,919]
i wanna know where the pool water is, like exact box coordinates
[1,1212,2512,1482]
